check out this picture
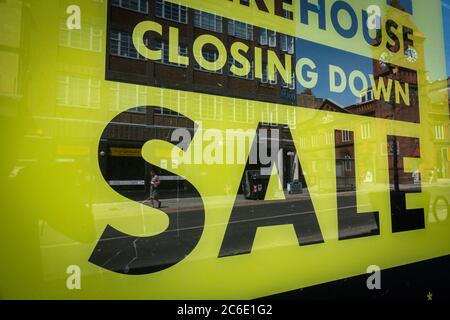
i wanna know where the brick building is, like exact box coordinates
[101,0,299,198]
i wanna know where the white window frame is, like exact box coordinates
[326,132,333,145]
[154,39,188,67]
[259,28,268,45]
[112,0,149,14]
[194,49,223,74]
[282,73,295,90]
[282,8,293,19]
[109,83,147,113]
[342,130,351,142]
[156,0,188,24]
[228,58,253,80]
[361,123,372,140]
[60,21,103,52]
[194,10,222,33]
[110,30,146,61]
[268,30,276,47]
[311,135,318,146]
[261,63,277,85]
[435,124,445,140]
[280,34,294,54]
[228,20,253,41]
[57,76,100,109]
[260,29,276,47]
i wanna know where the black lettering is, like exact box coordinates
[402,25,414,52]
[388,136,425,232]
[275,0,293,20]
[219,124,324,257]
[335,130,380,240]
[89,107,205,274]
[362,10,382,47]
[386,19,400,53]
[238,0,269,13]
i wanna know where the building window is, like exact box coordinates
[59,22,102,52]
[280,34,294,54]
[342,130,351,142]
[128,107,147,113]
[259,28,267,45]
[153,90,187,116]
[110,31,146,60]
[203,96,223,120]
[228,20,253,41]
[361,89,374,103]
[156,108,179,116]
[194,48,223,73]
[261,105,276,126]
[326,132,333,145]
[194,10,222,33]
[231,99,254,123]
[154,39,188,67]
[112,0,148,13]
[57,76,100,108]
[259,28,276,47]
[154,107,180,116]
[282,73,296,90]
[109,83,148,113]
[344,155,352,171]
[435,124,445,140]
[261,63,277,85]
[156,0,188,24]
[228,58,253,80]
[282,8,293,20]
[361,123,371,139]
[299,136,307,148]
[192,95,223,120]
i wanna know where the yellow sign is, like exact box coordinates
[110,148,142,157]
[0,0,448,300]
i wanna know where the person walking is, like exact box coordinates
[149,170,162,208]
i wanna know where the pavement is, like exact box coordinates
[141,188,361,213]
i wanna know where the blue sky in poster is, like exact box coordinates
[294,38,374,108]
[295,0,450,109]
[387,0,413,14]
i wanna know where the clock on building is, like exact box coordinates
[405,47,418,63]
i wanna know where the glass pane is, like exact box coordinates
[0,0,449,301]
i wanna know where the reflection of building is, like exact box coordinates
[0,0,24,111]
[108,0,297,105]
[296,3,434,190]
[97,0,448,197]
[424,76,450,179]
[102,0,300,197]
[346,63,420,123]
[297,88,323,109]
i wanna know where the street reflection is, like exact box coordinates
[0,0,448,289]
